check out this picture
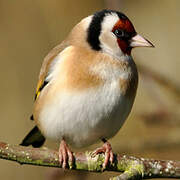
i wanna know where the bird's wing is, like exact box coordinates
[35,40,69,101]
[30,40,69,120]
[23,42,69,143]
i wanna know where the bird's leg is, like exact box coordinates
[58,138,74,169]
[92,138,114,169]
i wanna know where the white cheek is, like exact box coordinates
[99,31,123,58]
[99,13,124,58]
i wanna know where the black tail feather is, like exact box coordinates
[20,126,46,148]
[30,114,34,120]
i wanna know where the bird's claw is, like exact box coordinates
[92,141,114,170]
[59,139,74,169]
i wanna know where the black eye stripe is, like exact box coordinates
[114,29,125,38]
[113,29,135,40]
[113,29,128,39]
[114,29,123,37]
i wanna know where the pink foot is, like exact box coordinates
[59,139,74,169]
[92,139,114,169]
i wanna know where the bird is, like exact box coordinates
[20,9,154,169]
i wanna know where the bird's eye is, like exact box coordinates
[114,29,125,38]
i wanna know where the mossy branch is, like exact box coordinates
[0,142,180,180]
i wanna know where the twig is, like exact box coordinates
[0,142,179,180]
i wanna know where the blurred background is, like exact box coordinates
[0,0,179,179]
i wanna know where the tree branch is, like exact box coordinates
[0,142,179,180]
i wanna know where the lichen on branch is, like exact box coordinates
[0,142,180,180]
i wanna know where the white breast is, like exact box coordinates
[38,57,135,148]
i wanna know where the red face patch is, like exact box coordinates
[112,19,136,55]
[116,38,131,55]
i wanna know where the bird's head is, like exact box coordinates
[88,9,154,57]
[70,9,154,59]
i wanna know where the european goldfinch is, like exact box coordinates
[20,9,154,169]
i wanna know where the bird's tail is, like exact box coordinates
[20,126,46,148]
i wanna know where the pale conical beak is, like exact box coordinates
[130,34,154,48]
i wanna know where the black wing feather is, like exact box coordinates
[30,80,49,121]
